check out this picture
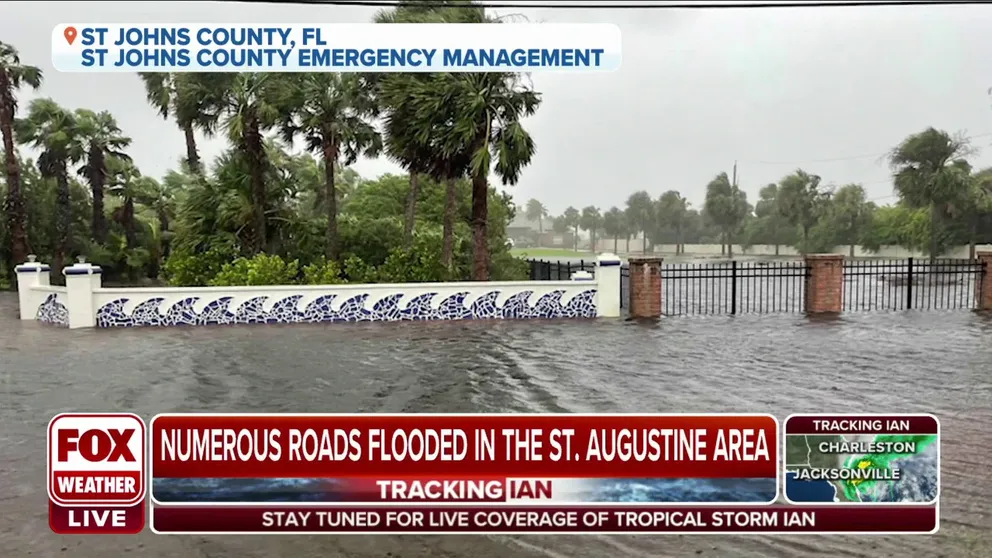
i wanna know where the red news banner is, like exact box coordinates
[151,414,778,478]
[48,413,938,534]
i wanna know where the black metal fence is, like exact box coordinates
[843,258,986,311]
[661,261,808,315]
[620,265,630,308]
[527,259,596,281]
[526,257,987,316]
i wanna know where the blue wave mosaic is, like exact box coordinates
[95,289,598,327]
[37,293,69,327]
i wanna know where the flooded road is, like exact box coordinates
[1,292,990,557]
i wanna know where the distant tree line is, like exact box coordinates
[524,128,992,259]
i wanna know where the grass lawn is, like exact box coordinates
[510,247,596,259]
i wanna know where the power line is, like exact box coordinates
[743,132,992,166]
[727,132,992,204]
[217,0,990,8]
[749,151,887,165]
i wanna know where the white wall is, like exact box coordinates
[33,286,69,326]
[14,259,52,320]
[91,281,598,327]
[18,255,624,329]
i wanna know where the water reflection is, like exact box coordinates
[1,293,990,557]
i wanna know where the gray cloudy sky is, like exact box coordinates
[4,1,992,215]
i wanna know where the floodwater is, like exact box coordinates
[1,292,990,557]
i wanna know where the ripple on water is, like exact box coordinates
[1,294,990,557]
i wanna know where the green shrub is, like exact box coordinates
[163,245,238,287]
[342,255,379,283]
[490,251,530,281]
[301,257,347,285]
[338,216,405,267]
[273,218,326,269]
[376,229,450,283]
[209,253,300,286]
[162,224,530,288]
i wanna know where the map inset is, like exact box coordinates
[784,433,938,503]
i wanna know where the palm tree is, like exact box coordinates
[625,191,654,253]
[563,206,580,250]
[0,41,42,266]
[107,159,144,249]
[754,183,787,255]
[889,128,974,259]
[657,191,689,254]
[580,206,602,251]
[142,169,181,260]
[703,174,748,258]
[829,184,873,258]
[74,109,131,244]
[168,159,241,256]
[278,153,358,220]
[139,73,214,174]
[403,172,420,244]
[104,158,162,280]
[280,73,381,261]
[378,104,430,247]
[373,4,478,266]
[171,141,312,260]
[406,71,540,280]
[192,73,281,254]
[602,206,623,253]
[379,76,470,268]
[15,98,81,273]
[579,205,603,252]
[369,6,465,264]
[524,198,548,245]
[777,169,827,255]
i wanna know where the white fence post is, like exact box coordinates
[14,255,50,320]
[63,258,102,329]
[596,253,622,317]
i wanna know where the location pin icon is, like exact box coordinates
[64,26,77,46]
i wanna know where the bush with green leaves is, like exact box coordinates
[376,229,450,283]
[342,255,379,283]
[301,257,347,285]
[338,216,405,267]
[208,253,300,286]
[490,251,530,281]
[163,245,239,287]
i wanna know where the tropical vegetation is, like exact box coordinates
[0,2,536,288]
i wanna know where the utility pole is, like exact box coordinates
[729,161,738,259]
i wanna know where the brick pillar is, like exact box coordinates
[804,254,844,314]
[628,256,663,318]
[975,252,992,311]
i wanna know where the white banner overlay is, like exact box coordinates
[52,23,622,73]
